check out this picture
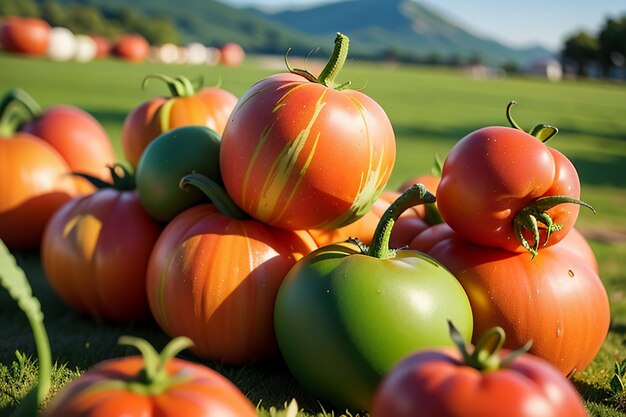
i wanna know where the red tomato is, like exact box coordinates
[121,74,237,167]
[0,16,50,56]
[425,229,609,375]
[112,34,149,63]
[219,42,245,66]
[146,175,318,364]
[43,336,257,417]
[21,104,116,194]
[41,167,161,323]
[91,35,111,58]
[0,132,78,249]
[220,33,396,230]
[371,326,588,417]
[437,103,590,256]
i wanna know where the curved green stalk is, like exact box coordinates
[506,101,558,142]
[367,184,436,259]
[0,88,43,137]
[179,173,250,220]
[286,33,352,90]
[0,241,51,416]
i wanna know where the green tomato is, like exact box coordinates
[136,126,221,222]
[273,185,473,412]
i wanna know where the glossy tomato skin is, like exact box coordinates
[426,231,609,375]
[220,72,396,231]
[121,89,236,168]
[21,105,116,193]
[274,241,473,411]
[371,347,588,417]
[306,190,426,248]
[437,126,582,253]
[43,355,257,417]
[41,188,161,323]
[0,16,50,55]
[146,204,318,364]
[0,132,78,249]
[136,126,222,222]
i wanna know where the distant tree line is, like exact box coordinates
[562,14,626,77]
[0,0,181,45]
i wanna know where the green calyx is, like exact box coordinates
[179,173,250,220]
[506,100,558,143]
[286,32,352,90]
[103,336,195,396]
[73,163,136,191]
[366,183,436,259]
[448,320,531,372]
[0,88,42,137]
[515,195,596,258]
[0,240,51,417]
[142,73,197,97]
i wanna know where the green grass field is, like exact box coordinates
[1,52,626,416]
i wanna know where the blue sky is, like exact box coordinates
[219,0,626,51]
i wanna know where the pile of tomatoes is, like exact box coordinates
[1,33,609,416]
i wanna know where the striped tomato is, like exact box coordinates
[121,74,237,167]
[220,33,396,230]
[146,174,318,364]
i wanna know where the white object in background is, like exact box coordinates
[157,43,179,64]
[186,42,208,65]
[206,47,221,66]
[74,34,97,62]
[47,27,77,61]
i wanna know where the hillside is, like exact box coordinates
[51,0,554,65]
[253,0,554,65]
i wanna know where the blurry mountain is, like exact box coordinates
[250,0,556,65]
[49,0,555,65]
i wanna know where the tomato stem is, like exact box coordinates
[448,320,531,372]
[505,101,558,143]
[0,240,51,417]
[0,88,42,137]
[118,336,194,395]
[286,33,351,90]
[142,74,196,97]
[180,173,250,220]
[514,195,595,258]
[367,183,436,259]
[72,163,136,191]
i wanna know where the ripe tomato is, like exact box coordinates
[220,33,396,230]
[426,228,609,375]
[21,105,116,193]
[41,165,161,323]
[43,336,257,417]
[371,324,588,417]
[112,33,149,63]
[437,102,591,256]
[219,42,245,66]
[0,16,50,56]
[274,185,473,411]
[121,74,237,167]
[146,174,317,364]
[0,132,78,249]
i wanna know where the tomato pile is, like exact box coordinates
[1,33,609,416]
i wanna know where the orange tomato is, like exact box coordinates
[0,132,78,249]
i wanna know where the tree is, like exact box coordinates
[598,15,626,76]
[561,31,599,76]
